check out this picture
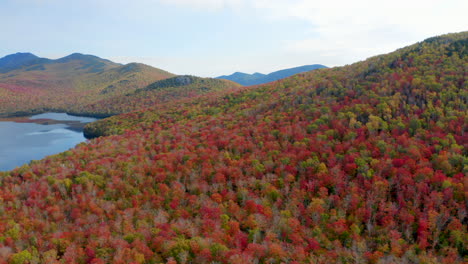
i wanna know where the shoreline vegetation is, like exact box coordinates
[0,111,112,120]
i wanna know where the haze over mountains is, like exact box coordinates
[216,64,327,86]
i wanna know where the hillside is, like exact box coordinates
[0,32,467,263]
[217,64,327,86]
[0,53,175,117]
[76,75,241,121]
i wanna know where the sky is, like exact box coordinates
[1,0,467,77]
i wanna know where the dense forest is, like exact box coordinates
[0,32,466,263]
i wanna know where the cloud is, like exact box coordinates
[155,0,468,68]
[253,0,468,33]
[246,0,468,66]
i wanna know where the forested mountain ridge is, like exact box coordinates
[0,53,175,117]
[216,64,327,86]
[0,32,467,263]
[75,75,241,121]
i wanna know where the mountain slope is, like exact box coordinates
[0,32,467,263]
[217,64,327,85]
[0,53,175,117]
[75,75,241,120]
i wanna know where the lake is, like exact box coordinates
[0,113,97,171]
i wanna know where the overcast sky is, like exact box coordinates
[1,0,467,76]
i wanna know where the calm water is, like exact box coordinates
[0,113,97,171]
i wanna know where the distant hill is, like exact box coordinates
[79,75,241,122]
[0,53,175,117]
[216,64,327,85]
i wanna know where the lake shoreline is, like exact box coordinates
[0,109,113,119]
[0,112,98,171]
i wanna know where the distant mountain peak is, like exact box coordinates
[7,52,38,58]
[217,64,327,86]
[230,72,248,76]
[56,53,115,63]
[0,52,43,73]
[50,53,120,73]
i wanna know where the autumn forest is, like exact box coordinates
[0,32,466,263]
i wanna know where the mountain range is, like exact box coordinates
[0,52,175,117]
[216,64,327,86]
[0,52,120,73]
